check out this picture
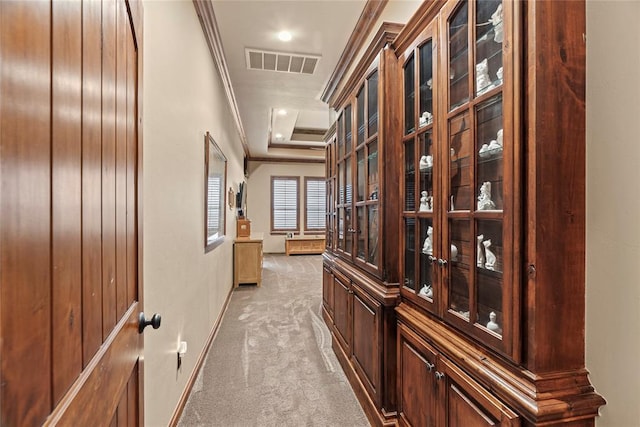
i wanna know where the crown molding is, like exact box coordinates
[268,142,326,150]
[330,21,404,109]
[392,0,445,56]
[320,0,388,104]
[193,0,249,156]
[249,157,325,164]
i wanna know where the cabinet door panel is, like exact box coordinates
[442,358,519,427]
[398,325,437,427]
[322,267,334,319]
[333,274,351,353]
[351,284,381,401]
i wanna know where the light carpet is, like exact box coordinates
[177,254,369,427]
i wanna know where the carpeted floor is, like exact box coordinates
[177,254,369,427]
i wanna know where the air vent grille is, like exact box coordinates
[245,48,320,75]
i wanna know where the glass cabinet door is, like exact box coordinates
[359,69,381,271]
[397,0,517,355]
[333,61,383,276]
[401,24,438,315]
[355,86,366,261]
[441,0,515,352]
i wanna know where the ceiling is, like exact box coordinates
[211,0,368,160]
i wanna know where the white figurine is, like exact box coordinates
[427,78,433,90]
[419,191,432,212]
[486,311,502,334]
[419,284,433,299]
[419,111,433,127]
[490,4,504,43]
[422,226,433,255]
[450,244,458,262]
[479,143,491,158]
[477,234,485,268]
[477,181,496,210]
[480,128,504,158]
[483,239,497,270]
[419,155,433,170]
[496,66,504,83]
[476,58,495,96]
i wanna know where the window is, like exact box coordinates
[271,176,299,232]
[305,177,326,232]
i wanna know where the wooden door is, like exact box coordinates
[0,1,146,425]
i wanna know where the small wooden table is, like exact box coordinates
[285,236,325,256]
[234,233,263,287]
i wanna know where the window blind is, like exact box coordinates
[207,175,222,238]
[306,179,326,230]
[272,178,298,230]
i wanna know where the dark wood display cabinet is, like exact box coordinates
[394,0,605,426]
[322,22,404,427]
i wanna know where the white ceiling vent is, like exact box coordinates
[245,48,320,75]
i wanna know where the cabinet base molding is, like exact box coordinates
[331,333,397,427]
[396,303,605,426]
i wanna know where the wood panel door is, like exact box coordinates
[0,1,147,426]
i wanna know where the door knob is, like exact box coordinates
[138,312,161,333]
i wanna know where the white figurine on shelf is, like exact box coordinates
[476,58,495,96]
[422,226,433,255]
[496,66,504,84]
[486,311,502,333]
[483,239,497,270]
[477,234,486,268]
[419,111,433,127]
[479,143,491,158]
[427,78,433,90]
[477,181,496,210]
[419,191,432,212]
[490,4,504,43]
[450,243,458,262]
[487,128,504,153]
[419,284,433,299]
[419,155,433,171]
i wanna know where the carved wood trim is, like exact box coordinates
[193,0,249,156]
[321,0,388,104]
[395,303,606,425]
[330,22,404,109]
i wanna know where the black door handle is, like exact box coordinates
[138,312,161,333]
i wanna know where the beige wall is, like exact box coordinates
[142,1,245,426]
[246,161,326,253]
[586,1,640,425]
